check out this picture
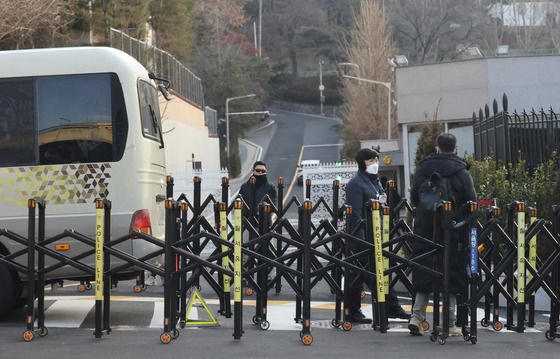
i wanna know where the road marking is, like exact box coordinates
[42,299,94,328]
[149,304,200,329]
[149,302,164,329]
[283,145,304,204]
[302,143,344,148]
[252,119,276,131]
[272,109,342,122]
[24,297,548,333]
[263,303,301,331]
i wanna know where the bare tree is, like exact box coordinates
[0,0,72,49]
[263,0,328,77]
[545,0,560,52]
[510,0,546,50]
[389,0,485,63]
[340,0,394,154]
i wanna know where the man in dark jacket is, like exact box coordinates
[345,148,410,324]
[238,161,277,210]
[408,133,476,336]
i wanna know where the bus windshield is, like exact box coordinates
[0,73,128,167]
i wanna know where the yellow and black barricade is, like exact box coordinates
[371,200,387,333]
[233,199,243,339]
[220,202,232,318]
[94,198,105,338]
[516,202,526,333]
[527,207,538,327]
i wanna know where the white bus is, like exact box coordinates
[0,47,172,314]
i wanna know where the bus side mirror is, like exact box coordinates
[158,84,172,101]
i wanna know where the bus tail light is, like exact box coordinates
[129,209,152,236]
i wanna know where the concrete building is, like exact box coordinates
[395,54,560,198]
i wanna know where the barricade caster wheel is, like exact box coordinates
[463,333,471,342]
[160,332,172,344]
[170,329,180,339]
[342,321,352,331]
[38,327,49,337]
[493,321,503,331]
[420,321,430,331]
[86,282,92,290]
[360,291,366,299]
[331,319,340,328]
[23,330,34,342]
[260,320,270,330]
[133,285,143,293]
[179,320,186,329]
[545,330,556,341]
[480,318,489,327]
[429,333,437,342]
[245,288,254,296]
[78,284,87,292]
[470,337,477,345]
[302,334,313,345]
[438,337,446,345]
[252,315,261,325]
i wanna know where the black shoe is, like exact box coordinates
[387,306,411,320]
[349,310,373,324]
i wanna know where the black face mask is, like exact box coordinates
[254,174,267,186]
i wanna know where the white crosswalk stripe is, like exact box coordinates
[149,302,165,329]
[40,299,94,328]
[30,296,547,333]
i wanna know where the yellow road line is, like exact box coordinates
[283,145,304,204]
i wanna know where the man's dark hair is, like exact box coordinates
[436,133,456,153]
[253,161,267,169]
[355,148,379,171]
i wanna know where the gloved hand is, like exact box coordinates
[378,193,387,204]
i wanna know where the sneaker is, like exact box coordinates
[387,306,411,320]
[349,309,373,324]
[408,314,423,335]
[448,324,462,337]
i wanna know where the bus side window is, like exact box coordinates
[0,80,35,167]
[138,80,162,144]
[37,74,114,165]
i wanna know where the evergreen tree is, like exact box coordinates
[151,0,197,63]
[414,120,444,167]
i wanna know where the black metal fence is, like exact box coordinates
[473,94,560,168]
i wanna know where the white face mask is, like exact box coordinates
[366,163,379,175]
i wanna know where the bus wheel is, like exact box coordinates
[0,262,19,316]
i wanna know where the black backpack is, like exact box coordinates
[416,171,457,228]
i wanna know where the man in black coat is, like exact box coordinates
[408,133,476,336]
[239,161,277,210]
[345,148,410,324]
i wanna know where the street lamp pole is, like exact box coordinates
[259,0,263,58]
[225,94,256,157]
[89,1,94,46]
[343,74,392,140]
[319,58,325,116]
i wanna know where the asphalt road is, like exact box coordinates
[259,110,341,216]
